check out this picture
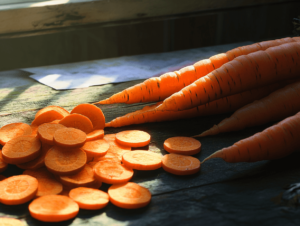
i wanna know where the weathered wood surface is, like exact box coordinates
[1,44,300,225]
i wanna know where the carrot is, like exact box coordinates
[35,105,69,119]
[59,113,93,134]
[115,130,151,147]
[30,125,39,137]
[162,153,200,175]
[81,139,110,159]
[28,195,79,222]
[93,161,133,184]
[53,127,86,148]
[2,135,41,164]
[0,122,32,145]
[164,137,201,155]
[103,134,131,161]
[195,80,300,137]
[37,123,66,145]
[69,187,109,210]
[202,111,300,163]
[103,133,117,142]
[0,151,8,173]
[0,175,38,205]
[108,182,151,209]
[86,129,104,141]
[97,37,299,105]
[92,155,121,164]
[31,110,65,127]
[71,103,106,130]
[105,82,288,128]
[122,150,162,170]
[0,218,25,226]
[156,42,300,111]
[44,146,87,176]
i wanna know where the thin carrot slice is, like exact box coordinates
[59,113,93,134]
[162,154,200,175]
[71,103,106,130]
[106,141,131,161]
[37,123,66,145]
[108,182,151,209]
[103,133,116,142]
[28,195,79,222]
[163,137,201,155]
[50,119,61,124]
[0,218,25,226]
[31,110,65,127]
[0,175,38,205]
[69,187,109,210]
[81,139,110,159]
[115,130,151,147]
[86,129,104,141]
[45,146,87,176]
[122,151,162,170]
[35,105,70,119]
[0,152,8,173]
[53,127,86,148]
[2,135,41,164]
[93,161,133,184]
[0,123,32,145]
[30,125,39,137]
[93,155,121,164]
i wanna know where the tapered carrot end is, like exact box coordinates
[97,99,111,104]
[201,149,224,163]
[193,125,220,138]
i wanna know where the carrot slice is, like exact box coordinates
[122,150,162,170]
[37,123,66,145]
[93,161,133,184]
[35,105,70,119]
[108,182,151,209]
[115,130,151,147]
[86,129,104,141]
[0,218,25,226]
[0,175,38,205]
[0,151,8,173]
[59,113,93,134]
[162,154,200,175]
[71,103,106,130]
[45,146,87,176]
[30,125,39,137]
[28,195,79,222]
[69,187,109,210]
[81,139,110,159]
[103,133,116,142]
[163,137,201,155]
[31,110,65,127]
[2,135,41,164]
[0,122,32,145]
[53,127,86,148]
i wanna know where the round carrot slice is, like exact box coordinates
[116,130,151,147]
[163,137,201,155]
[59,113,93,134]
[0,152,8,173]
[0,218,25,226]
[28,195,79,222]
[53,127,86,148]
[108,182,151,209]
[103,134,116,142]
[81,139,110,158]
[86,129,104,141]
[93,161,133,184]
[122,151,162,170]
[31,110,65,127]
[162,154,200,175]
[71,103,105,130]
[0,175,38,205]
[69,187,109,210]
[45,146,87,176]
[37,123,66,145]
[0,122,32,145]
[2,135,41,164]
[35,105,70,119]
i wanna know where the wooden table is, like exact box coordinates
[0,43,300,226]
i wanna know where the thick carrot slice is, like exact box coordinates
[108,182,151,209]
[45,146,87,176]
[37,123,66,145]
[0,175,38,205]
[69,187,109,210]
[31,110,65,127]
[71,103,105,130]
[29,195,79,222]
[81,139,110,159]
[0,218,25,226]
[0,151,8,173]
[163,137,201,155]
[0,123,32,146]
[162,154,200,175]
[53,127,86,148]
[93,161,133,184]
[2,135,41,164]
[59,113,93,134]
[122,150,162,170]
[86,129,104,141]
[35,105,70,119]
[116,130,151,147]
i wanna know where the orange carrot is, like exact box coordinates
[202,111,300,163]
[86,129,104,141]
[81,139,110,159]
[69,187,109,210]
[164,137,201,155]
[156,42,300,111]
[0,151,8,173]
[31,110,65,127]
[53,127,86,148]
[28,195,79,222]
[35,105,69,119]
[0,218,25,226]
[195,80,300,137]
[122,150,162,170]
[0,175,38,205]
[108,182,151,209]
[59,113,93,134]
[0,122,32,145]
[37,123,66,145]
[115,130,151,147]
[103,134,131,161]
[162,153,200,175]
